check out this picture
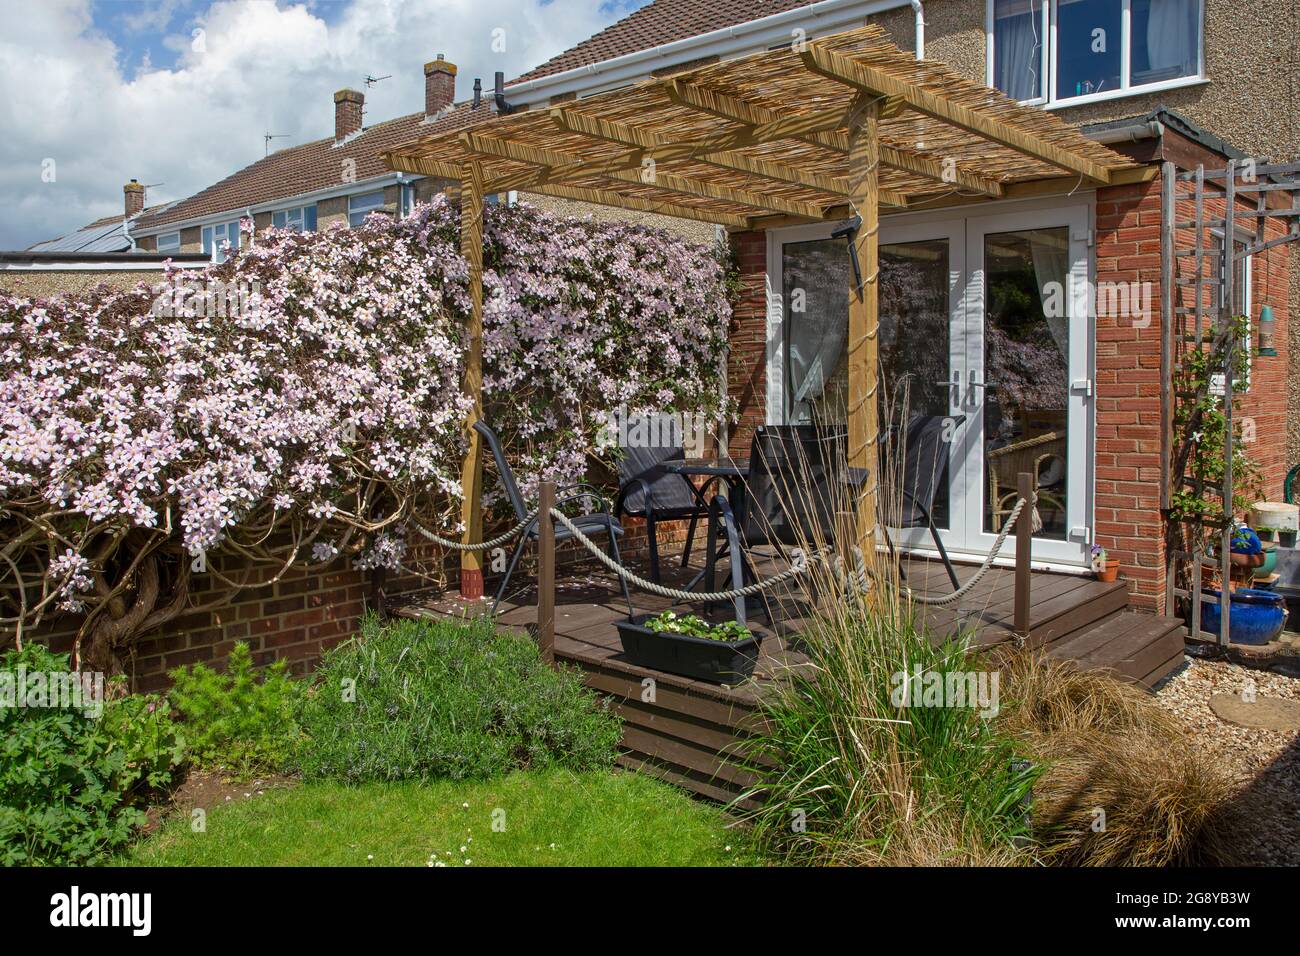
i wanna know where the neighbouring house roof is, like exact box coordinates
[132,0,828,236]
[133,103,495,233]
[26,203,173,253]
[510,0,818,85]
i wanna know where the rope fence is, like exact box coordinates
[408,488,1037,611]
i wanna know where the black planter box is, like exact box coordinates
[614,613,760,686]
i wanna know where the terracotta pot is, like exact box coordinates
[1095,560,1120,583]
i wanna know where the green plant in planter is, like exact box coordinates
[644,611,751,642]
[1169,314,1261,528]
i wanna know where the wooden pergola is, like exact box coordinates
[382,24,1137,598]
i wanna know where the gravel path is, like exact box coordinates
[1154,657,1300,865]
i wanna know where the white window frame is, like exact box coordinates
[201,221,241,263]
[155,232,180,253]
[986,0,1206,110]
[272,204,317,232]
[348,190,387,228]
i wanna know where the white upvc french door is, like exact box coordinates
[963,204,1093,566]
[767,199,1094,568]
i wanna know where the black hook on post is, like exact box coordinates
[830,215,863,293]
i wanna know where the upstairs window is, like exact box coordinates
[348,190,386,228]
[272,205,317,232]
[989,0,1202,107]
[201,221,241,263]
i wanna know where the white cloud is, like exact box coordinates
[0,0,627,249]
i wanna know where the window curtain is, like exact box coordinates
[1145,0,1198,76]
[1028,230,1070,361]
[994,0,1042,101]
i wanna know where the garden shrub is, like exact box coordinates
[295,615,621,782]
[0,643,184,865]
[168,642,303,777]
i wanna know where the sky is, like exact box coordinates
[0,0,647,250]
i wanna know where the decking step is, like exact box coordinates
[1046,611,1186,689]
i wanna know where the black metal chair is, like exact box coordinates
[613,443,716,583]
[883,413,964,591]
[473,420,633,615]
[702,425,848,622]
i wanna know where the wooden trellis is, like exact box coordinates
[381,24,1136,597]
[1162,158,1300,647]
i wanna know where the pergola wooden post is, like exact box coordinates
[846,99,881,555]
[458,162,487,598]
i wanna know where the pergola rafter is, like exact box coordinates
[665,78,1004,198]
[380,24,1135,597]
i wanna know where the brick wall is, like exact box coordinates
[1092,178,1168,610]
[726,229,768,457]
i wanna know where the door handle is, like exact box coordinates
[966,370,994,406]
[932,372,961,407]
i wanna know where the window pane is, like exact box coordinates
[1130,0,1199,86]
[983,228,1071,540]
[880,239,953,529]
[1056,0,1122,100]
[304,205,317,231]
[782,238,848,426]
[272,211,286,228]
[201,226,212,255]
[157,233,179,252]
[992,0,1045,101]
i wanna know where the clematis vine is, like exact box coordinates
[0,195,732,676]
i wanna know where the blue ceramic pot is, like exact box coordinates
[1200,587,1286,645]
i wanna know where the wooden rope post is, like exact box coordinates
[846,98,881,558]
[537,480,556,665]
[458,163,487,599]
[1014,472,1034,639]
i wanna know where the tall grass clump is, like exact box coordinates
[733,411,1037,865]
[295,614,621,783]
[740,589,1036,865]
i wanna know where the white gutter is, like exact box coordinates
[1086,119,1164,145]
[505,0,921,108]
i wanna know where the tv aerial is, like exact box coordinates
[364,74,392,88]
[263,132,289,156]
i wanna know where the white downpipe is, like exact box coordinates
[911,0,925,59]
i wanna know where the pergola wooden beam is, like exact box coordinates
[516,181,750,229]
[666,79,1003,198]
[461,129,827,220]
[550,106,911,210]
[800,42,1115,184]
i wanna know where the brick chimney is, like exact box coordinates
[424,55,456,118]
[124,179,145,217]
[334,88,364,141]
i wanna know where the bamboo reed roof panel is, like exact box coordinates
[383,24,1136,226]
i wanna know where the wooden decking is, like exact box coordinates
[395,552,1185,807]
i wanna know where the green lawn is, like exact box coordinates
[120,769,757,867]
